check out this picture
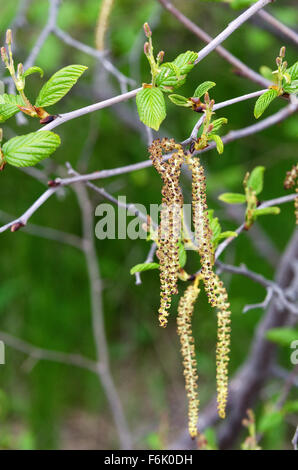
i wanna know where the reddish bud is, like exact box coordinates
[157,50,164,63]
[143,22,152,38]
[279,46,286,58]
[6,29,12,45]
[11,222,24,232]
[48,179,61,187]
[144,41,150,55]
[1,47,8,63]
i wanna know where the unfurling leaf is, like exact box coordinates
[168,94,191,107]
[210,117,227,133]
[266,327,298,347]
[23,66,44,78]
[208,134,224,154]
[254,89,279,119]
[193,81,216,99]
[136,87,166,130]
[253,206,280,218]
[156,51,197,92]
[247,166,265,195]
[130,262,159,275]
[0,94,24,122]
[2,131,61,167]
[218,193,246,204]
[35,64,88,107]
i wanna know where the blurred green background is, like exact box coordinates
[0,0,297,450]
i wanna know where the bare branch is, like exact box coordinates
[194,0,273,65]
[0,330,97,373]
[74,183,132,450]
[215,193,298,259]
[257,9,298,46]
[216,260,298,316]
[53,27,135,86]
[41,87,142,132]
[157,0,269,87]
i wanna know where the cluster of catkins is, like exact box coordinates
[149,139,231,438]
[284,163,298,224]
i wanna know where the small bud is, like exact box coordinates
[157,50,164,64]
[144,41,150,55]
[279,46,286,58]
[276,57,282,67]
[283,61,287,70]
[207,124,214,133]
[48,179,61,187]
[0,128,3,142]
[1,47,8,64]
[204,92,210,104]
[143,22,152,38]
[17,63,24,77]
[210,99,215,109]
[6,29,12,45]
[11,221,24,232]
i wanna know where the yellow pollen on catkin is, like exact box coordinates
[189,155,231,420]
[149,139,184,327]
[177,282,200,439]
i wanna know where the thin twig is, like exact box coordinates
[257,9,298,46]
[74,183,132,450]
[0,330,97,373]
[194,0,273,64]
[157,0,269,88]
[216,260,298,316]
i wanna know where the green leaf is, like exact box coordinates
[35,64,88,107]
[0,94,24,122]
[283,79,298,95]
[193,81,216,98]
[23,66,44,78]
[206,209,221,243]
[178,243,187,268]
[287,61,298,81]
[218,192,246,204]
[258,410,283,434]
[266,327,298,347]
[136,87,166,131]
[210,117,227,133]
[156,51,197,92]
[254,89,279,119]
[216,231,238,240]
[130,262,159,275]
[259,65,273,81]
[2,131,61,167]
[253,206,280,218]
[168,94,191,107]
[247,166,265,195]
[208,134,224,154]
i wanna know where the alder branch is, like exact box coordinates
[24,0,60,69]
[41,87,142,132]
[157,0,269,88]
[215,193,298,260]
[0,330,97,373]
[53,27,135,86]
[74,183,132,450]
[194,0,273,65]
[257,9,298,46]
[216,260,298,316]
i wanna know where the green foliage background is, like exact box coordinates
[0,0,297,450]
